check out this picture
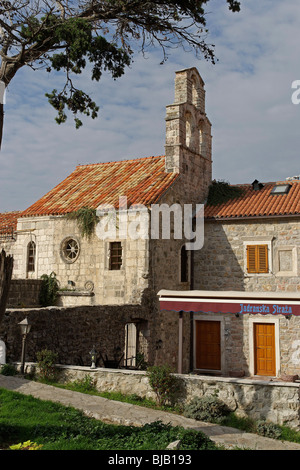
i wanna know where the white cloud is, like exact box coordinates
[1,0,300,211]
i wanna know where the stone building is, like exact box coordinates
[0,67,213,369]
[160,178,300,378]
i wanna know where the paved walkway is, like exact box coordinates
[1,375,300,450]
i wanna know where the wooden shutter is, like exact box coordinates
[247,245,257,273]
[257,245,268,273]
[247,244,268,274]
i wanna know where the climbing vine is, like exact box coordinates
[66,207,99,239]
[206,180,245,206]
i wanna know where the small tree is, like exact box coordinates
[146,364,178,407]
[36,349,58,382]
[0,1,241,149]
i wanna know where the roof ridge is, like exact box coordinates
[76,155,165,168]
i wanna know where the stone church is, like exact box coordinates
[0,67,213,369]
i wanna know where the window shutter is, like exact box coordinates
[247,244,269,274]
[247,245,257,273]
[257,244,268,273]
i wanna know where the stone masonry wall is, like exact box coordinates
[194,217,300,292]
[0,304,188,374]
[8,215,150,306]
[41,366,300,430]
[7,279,42,308]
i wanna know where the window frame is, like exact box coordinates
[27,241,36,273]
[243,237,273,276]
[109,241,123,271]
[60,236,80,264]
[247,244,268,274]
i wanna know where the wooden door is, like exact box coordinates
[254,323,276,376]
[195,320,221,370]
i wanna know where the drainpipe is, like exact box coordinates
[178,311,183,374]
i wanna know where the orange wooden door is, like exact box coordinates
[254,323,276,376]
[195,320,221,370]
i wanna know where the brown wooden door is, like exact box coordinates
[195,320,221,370]
[254,323,276,376]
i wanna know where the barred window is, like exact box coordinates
[109,242,122,270]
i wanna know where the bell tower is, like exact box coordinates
[165,68,212,199]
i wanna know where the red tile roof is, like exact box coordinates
[205,181,300,219]
[21,156,179,217]
[0,211,21,234]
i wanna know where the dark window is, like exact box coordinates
[109,242,122,270]
[180,245,189,282]
[27,241,36,273]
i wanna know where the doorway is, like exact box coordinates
[254,323,276,376]
[195,320,221,370]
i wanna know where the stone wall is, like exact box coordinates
[194,217,300,292]
[7,279,42,308]
[38,365,300,431]
[0,303,186,373]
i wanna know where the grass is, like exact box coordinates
[0,388,218,451]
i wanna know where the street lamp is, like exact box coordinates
[18,317,32,375]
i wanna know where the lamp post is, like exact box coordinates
[18,317,32,375]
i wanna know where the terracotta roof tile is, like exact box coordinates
[0,211,21,234]
[21,156,178,217]
[205,181,300,219]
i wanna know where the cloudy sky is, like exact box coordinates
[1,0,300,212]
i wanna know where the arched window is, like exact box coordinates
[198,120,207,158]
[27,241,36,273]
[185,112,197,151]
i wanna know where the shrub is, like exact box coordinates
[39,272,59,306]
[36,349,58,382]
[9,440,43,450]
[0,363,17,376]
[71,374,97,393]
[183,394,231,423]
[256,420,282,439]
[177,428,217,450]
[146,364,178,407]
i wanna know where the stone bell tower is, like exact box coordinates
[165,68,212,201]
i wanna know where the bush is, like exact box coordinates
[39,272,59,306]
[0,363,17,376]
[177,428,217,450]
[256,420,282,439]
[146,365,178,407]
[70,374,97,393]
[183,394,231,423]
[36,349,58,382]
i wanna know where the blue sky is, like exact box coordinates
[1,0,300,212]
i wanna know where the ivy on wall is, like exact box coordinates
[66,207,99,239]
[206,180,245,206]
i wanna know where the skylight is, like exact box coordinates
[270,184,291,195]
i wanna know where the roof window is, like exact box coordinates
[270,184,291,195]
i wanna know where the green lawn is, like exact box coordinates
[0,388,218,451]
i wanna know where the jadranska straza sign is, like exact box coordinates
[159,295,300,316]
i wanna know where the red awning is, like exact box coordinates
[158,290,300,316]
